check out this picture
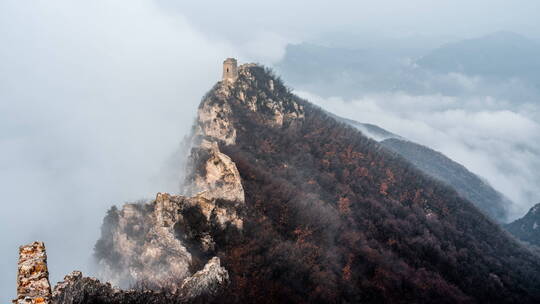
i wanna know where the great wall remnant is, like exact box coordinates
[13,242,52,304]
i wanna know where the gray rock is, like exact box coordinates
[180,257,229,300]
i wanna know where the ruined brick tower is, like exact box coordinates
[222,58,238,83]
[13,242,52,304]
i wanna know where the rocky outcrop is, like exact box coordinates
[52,271,139,304]
[195,64,304,148]
[94,195,192,289]
[197,94,237,145]
[95,84,248,289]
[185,140,245,204]
[180,257,229,300]
[13,242,52,304]
[94,191,241,290]
[52,258,228,304]
[233,64,304,128]
[53,271,170,304]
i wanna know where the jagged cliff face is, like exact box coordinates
[94,194,192,288]
[184,140,245,205]
[93,75,252,290]
[94,189,242,291]
[90,63,304,297]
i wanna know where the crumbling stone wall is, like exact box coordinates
[13,242,52,304]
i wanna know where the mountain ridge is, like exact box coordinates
[25,61,540,303]
[417,31,540,80]
[506,203,540,246]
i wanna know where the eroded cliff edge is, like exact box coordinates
[93,142,244,293]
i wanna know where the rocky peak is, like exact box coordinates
[13,241,52,304]
[197,63,304,146]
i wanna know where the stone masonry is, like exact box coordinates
[13,242,52,304]
[222,58,238,83]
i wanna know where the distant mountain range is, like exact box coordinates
[275,43,408,96]
[276,31,540,97]
[417,31,540,82]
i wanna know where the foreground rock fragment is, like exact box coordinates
[52,258,228,303]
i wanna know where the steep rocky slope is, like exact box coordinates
[93,139,243,292]
[506,203,540,246]
[50,128,242,302]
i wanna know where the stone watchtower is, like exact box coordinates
[222,58,238,83]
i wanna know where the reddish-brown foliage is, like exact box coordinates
[204,67,540,303]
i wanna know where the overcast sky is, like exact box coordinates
[1,0,540,301]
[157,0,540,49]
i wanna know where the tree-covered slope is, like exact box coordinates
[200,64,540,303]
[381,138,510,222]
